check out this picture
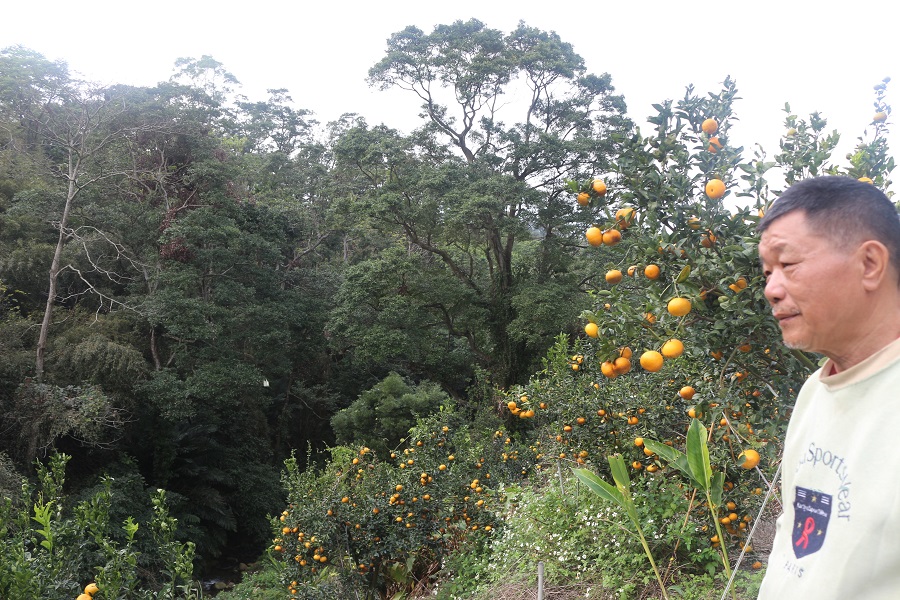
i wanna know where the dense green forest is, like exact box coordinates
[1,18,893,600]
[0,19,630,589]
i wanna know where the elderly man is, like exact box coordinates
[756,176,900,599]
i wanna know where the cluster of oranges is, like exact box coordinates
[508,395,536,418]
[75,583,99,600]
[581,178,637,249]
[701,118,727,201]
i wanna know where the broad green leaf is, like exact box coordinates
[644,439,702,488]
[571,468,623,506]
[642,439,682,464]
[686,419,712,491]
[710,471,726,508]
[608,454,632,495]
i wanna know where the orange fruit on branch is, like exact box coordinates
[613,356,632,375]
[705,179,726,200]
[738,449,761,470]
[679,386,695,400]
[592,179,608,195]
[639,350,664,372]
[605,269,623,284]
[667,297,692,317]
[701,118,719,135]
[584,322,599,338]
[615,206,635,228]
[644,264,660,279]
[586,226,603,247]
[660,339,684,359]
[602,229,622,245]
[576,192,591,206]
[600,361,618,378]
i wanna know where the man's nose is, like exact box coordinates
[763,271,784,305]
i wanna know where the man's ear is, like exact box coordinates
[860,240,892,291]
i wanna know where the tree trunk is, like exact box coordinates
[35,150,78,379]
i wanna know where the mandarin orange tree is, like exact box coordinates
[272,406,530,599]
[513,77,895,582]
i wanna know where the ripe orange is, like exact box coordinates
[751,560,763,570]
[679,386,695,400]
[738,449,761,470]
[577,192,590,206]
[707,136,723,153]
[77,595,93,600]
[584,322,599,338]
[701,118,719,135]
[615,206,634,228]
[605,269,623,284]
[619,346,633,359]
[634,437,644,447]
[84,584,100,596]
[874,111,888,123]
[687,216,701,230]
[600,361,618,378]
[700,231,717,248]
[858,176,874,184]
[613,356,632,375]
[661,339,684,359]
[705,179,726,200]
[645,312,656,324]
[667,297,691,317]
[592,179,608,195]
[644,264,660,279]
[602,229,622,245]
[627,415,639,425]
[586,226,604,247]
[639,350,664,372]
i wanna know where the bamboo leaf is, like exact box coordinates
[645,439,703,488]
[686,419,712,491]
[608,454,632,495]
[571,468,623,506]
[710,471,726,508]
[642,439,681,464]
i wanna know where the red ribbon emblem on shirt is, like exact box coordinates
[791,487,831,559]
[794,517,815,550]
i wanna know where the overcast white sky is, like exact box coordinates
[2,0,896,191]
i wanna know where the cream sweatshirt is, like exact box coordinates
[758,336,900,599]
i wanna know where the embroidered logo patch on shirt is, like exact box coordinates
[792,486,831,558]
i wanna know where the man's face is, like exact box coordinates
[759,210,865,356]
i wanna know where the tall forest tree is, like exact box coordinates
[330,20,630,389]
